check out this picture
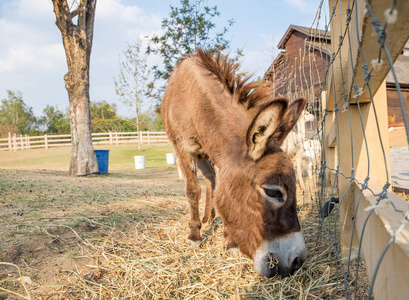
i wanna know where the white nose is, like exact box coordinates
[253,232,306,277]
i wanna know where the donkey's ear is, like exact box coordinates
[247,99,288,161]
[272,98,306,146]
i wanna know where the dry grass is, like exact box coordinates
[0,170,371,299]
[394,191,409,202]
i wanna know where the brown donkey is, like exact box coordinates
[161,49,306,278]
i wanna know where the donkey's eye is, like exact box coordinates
[264,188,283,199]
[263,187,286,203]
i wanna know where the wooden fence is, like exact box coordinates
[321,1,409,299]
[271,0,409,298]
[0,131,170,151]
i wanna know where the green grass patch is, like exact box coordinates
[65,252,80,261]
[0,144,176,172]
[30,203,46,209]
[103,213,126,225]
[27,212,42,219]
[0,147,71,170]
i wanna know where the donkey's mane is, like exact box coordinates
[196,48,273,109]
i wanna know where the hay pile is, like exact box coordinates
[2,186,370,299]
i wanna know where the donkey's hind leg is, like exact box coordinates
[197,159,216,224]
[177,152,202,244]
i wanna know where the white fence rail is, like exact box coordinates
[0,131,170,151]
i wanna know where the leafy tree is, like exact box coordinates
[114,36,151,151]
[139,111,163,132]
[147,0,235,86]
[137,114,154,131]
[153,114,163,131]
[0,90,37,135]
[41,105,70,134]
[90,100,117,120]
[91,118,138,133]
[52,0,99,176]
[152,106,163,131]
[0,123,18,138]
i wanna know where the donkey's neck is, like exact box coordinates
[196,101,255,168]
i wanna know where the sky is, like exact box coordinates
[0,0,323,118]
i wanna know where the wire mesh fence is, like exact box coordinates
[264,0,409,298]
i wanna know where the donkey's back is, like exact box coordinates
[162,54,246,161]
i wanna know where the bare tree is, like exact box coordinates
[114,36,151,151]
[52,0,99,176]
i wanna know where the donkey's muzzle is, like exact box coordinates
[264,254,304,278]
[254,232,306,278]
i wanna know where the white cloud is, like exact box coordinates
[3,0,52,20]
[0,1,63,74]
[285,0,309,9]
[98,0,144,20]
[0,41,64,73]
[0,0,163,117]
[95,0,162,41]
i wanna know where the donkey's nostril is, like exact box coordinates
[291,257,304,271]
[266,266,278,278]
[265,254,278,278]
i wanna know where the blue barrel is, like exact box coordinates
[95,150,110,174]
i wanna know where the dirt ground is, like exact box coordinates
[0,168,189,298]
[0,168,372,299]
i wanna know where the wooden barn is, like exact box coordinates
[263,25,331,113]
[386,52,409,127]
[264,24,409,146]
[386,50,409,147]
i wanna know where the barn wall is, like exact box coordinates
[386,86,409,127]
[267,30,329,107]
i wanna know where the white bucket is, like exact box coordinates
[166,153,176,165]
[134,156,145,169]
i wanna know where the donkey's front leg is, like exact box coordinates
[185,179,202,243]
[178,154,202,244]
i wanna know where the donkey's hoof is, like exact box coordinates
[187,237,202,246]
[202,209,216,223]
[227,247,239,257]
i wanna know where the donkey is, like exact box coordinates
[161,49,306,278]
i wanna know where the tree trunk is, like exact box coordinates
[136,102,141,151]
[52,0,99,176]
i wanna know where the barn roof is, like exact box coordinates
[270,25,409,86]
[277,25,330,50]
[386,55,409,86]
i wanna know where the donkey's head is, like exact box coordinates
[215,98,307,278]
